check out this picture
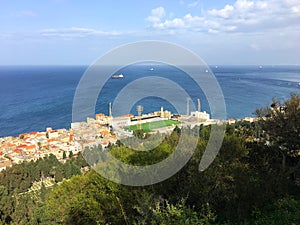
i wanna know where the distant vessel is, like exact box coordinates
[149,68,154,71]
[111,74,124,79]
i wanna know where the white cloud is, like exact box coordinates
[208,5,234,18]
[146,6,166,23]
[146,0,300,34]
[291,5,300,12]
[159,18,185,29]
[153,6,166,18]
[235,0,255,12]
[149,12,238,33]
[256,1,268,10]
[152,14,203,30]
[40,27,122,38]
[208,29,219,34]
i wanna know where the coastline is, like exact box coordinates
[0,107,258,171]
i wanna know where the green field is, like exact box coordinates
[127,120,181,132]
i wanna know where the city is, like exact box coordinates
[0,100,258,172]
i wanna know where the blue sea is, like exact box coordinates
[0,65,299,137]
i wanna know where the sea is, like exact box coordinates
[0,64,299,138]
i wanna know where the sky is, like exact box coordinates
[0,0,299,65]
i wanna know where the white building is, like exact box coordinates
[71,122,81,129]
[111,116,131,128]
[190,111,210,120]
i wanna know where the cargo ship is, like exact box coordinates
[111,74,124,79]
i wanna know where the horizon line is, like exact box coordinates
[0,64,299,67]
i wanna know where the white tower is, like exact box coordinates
[197,99,201,112]
[137,105,143,129]
[186,98,190,116]
[109,102,112,117]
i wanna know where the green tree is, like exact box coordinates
[11,193,37,224]
[44,172,126,224]
[250,197,300,224]
[0,186,14,224]
[63,151,67,159]
[255,93,300,175]
[133,129,144,139]
[37,141,42,150]
[74,152,89,168]
[150,200,216,225]
[40,182,47,202]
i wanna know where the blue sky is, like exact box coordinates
[0,0,299,65]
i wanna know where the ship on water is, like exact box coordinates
[111,74,124,79]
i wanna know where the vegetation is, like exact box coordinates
[0,94,299,224]
[0,153,88,224]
